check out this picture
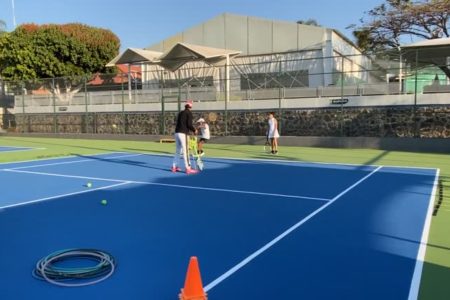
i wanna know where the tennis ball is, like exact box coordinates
[112,124,117,129]
[101,199,107,205]
[86,182,92,188]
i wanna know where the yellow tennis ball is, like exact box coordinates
[101,199,107,205]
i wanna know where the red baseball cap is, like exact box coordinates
[185,100,193,108]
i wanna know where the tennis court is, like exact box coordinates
[0,151,438,299]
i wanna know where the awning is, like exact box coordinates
[400,37,450,64]
[106,48,163,67]
[154,42,241,71]
[400,37,450,78]
[401,37,450,49]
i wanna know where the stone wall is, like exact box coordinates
[12,105,450,138]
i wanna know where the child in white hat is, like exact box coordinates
[196,118,210,156]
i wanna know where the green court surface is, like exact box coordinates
[1,136,449,300]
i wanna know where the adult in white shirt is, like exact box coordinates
[267,112,280,154]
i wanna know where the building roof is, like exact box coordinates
[146,13,333,55]
[401,37,450,49]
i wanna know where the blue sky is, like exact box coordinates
[0,0,383,50]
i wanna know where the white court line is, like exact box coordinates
[407,168,440,300]
[209,155,437,171]
[4,169,330,202]
[124,150,437,171]
[0,147,46,153]
[3,169,126,183]
[2,153,144,170]
[135,181,330,201]
[203,165,383,292]
[0,181,131,210]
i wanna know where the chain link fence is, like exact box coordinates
[2,49,450,138]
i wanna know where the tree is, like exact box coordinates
[0,23,120,100]
[351,0,450,52]
[0,23,120,81]
[297,19,321,26]
[0,20,6,35]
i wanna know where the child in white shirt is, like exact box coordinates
[196,118,210,156]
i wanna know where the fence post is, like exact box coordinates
[278,87,282,135]
[224,55,230,136]
[413,49,419,138]
[340,55,345,137]
[21,81,26,132]
[121,72,125,134]
[84,75,88,133]
[52,78,57,133]
[161,96,166,135]
[177,69,181,113]
[160,69,164,135]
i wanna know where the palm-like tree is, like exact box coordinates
[297,19,320,26]
[0,20,7,35]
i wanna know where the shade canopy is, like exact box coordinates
[402,37,450,49]
[400,37,450,78]
[107,43,241,72]
[106,48,163,67]
[401,37,450,64]
[154,43,241,71]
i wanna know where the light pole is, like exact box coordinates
[397,46,403,94]
[11,0,16,28]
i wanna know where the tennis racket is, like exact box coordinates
[188,135,204,171]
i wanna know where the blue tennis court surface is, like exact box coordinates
[0,152,438,300]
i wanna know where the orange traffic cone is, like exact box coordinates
[179,256,208,300]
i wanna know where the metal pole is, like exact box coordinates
[340,55,344,137]
[121,73,125,134]
[11,0,16,28]
[161,96,165,135]
[21,82,25,132]
[134,70,138,102]
[177,69,181,113]
[413,49,419,137]
[226,55,230,103]
[398,46,403,94]
[278,87,282,135]
[224,55,230,136]
[52,78,57,133]
[127,64,132,103]
[84,76,88,133]
[160,69,164,135]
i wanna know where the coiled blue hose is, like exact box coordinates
[33,248,116,287]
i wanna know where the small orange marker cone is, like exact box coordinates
[179,256,208,300]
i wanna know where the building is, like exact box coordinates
[140,13,373,100]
